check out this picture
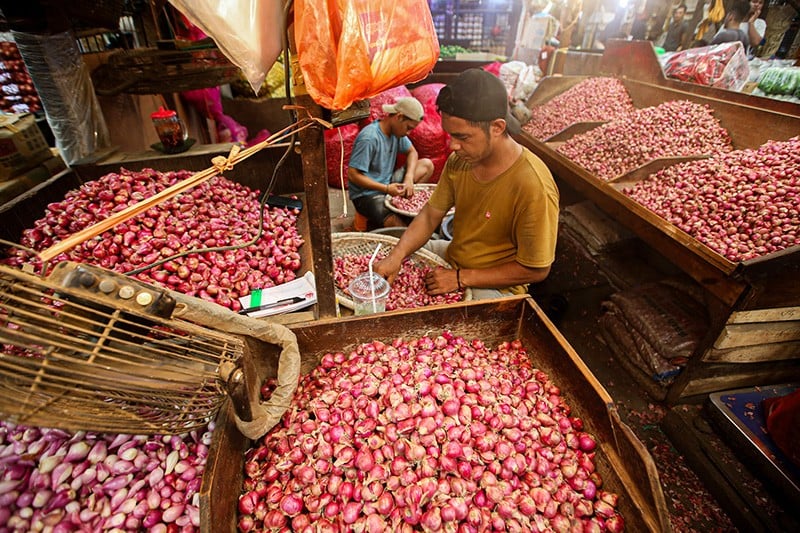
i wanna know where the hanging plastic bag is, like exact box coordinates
[168,0,283,94]
[294,0,440,110]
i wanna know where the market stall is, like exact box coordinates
[517,42,800,404]
[1,2,798,531]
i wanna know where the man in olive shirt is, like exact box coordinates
[375,69,559,299]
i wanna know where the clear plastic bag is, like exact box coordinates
[294,0,440,110]
[663,41,750,91]
[168,0,283,94]
[12,31,110,165]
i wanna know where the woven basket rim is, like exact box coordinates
[384,183,454,218]
[331,232,470,309]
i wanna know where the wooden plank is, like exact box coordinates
[728,306,800,324]
[713,321,800,349]
[545,121,606,142]
[524,75,589,106]
[702,340,800,363]
[676,364,800,400]
[608,156,710,190]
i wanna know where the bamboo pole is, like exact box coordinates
[38,113,330,263]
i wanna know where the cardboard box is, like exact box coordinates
[0,113,51,181]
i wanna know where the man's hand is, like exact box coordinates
[374,254,404,285]
[424,267,459,295]
[401,180,415,199]
[386,183,406,197]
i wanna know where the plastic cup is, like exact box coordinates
[348,272,390,315]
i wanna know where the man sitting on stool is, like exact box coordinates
[348,97,434,230]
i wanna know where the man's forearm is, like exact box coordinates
[460,260,551,289]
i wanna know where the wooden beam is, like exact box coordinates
[702,341,800,363]
[714,321,800,349]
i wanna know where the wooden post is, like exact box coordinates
[287,18,337,319]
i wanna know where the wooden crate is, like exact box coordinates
[200,296,672,532]
[517,43,800,402]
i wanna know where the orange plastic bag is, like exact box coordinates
[294,0,440,110]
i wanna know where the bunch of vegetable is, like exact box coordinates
[2,168,304,312]
[522,78,635,140]
[556,100,733,181]
[623,137,800,262]
[757,67,800,98]
[439,45,475,58]
[333,254,464,309]
[239,332,623,532]
[0,421,211,531]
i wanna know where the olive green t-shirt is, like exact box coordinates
[428,148,559,294]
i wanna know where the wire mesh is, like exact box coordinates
[0,265,241,434]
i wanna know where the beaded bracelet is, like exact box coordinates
[456,269,463,290]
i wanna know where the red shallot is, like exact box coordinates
[334,253,465,309]
[623,136,799,262]
[239,333,624,531]
[557,100,733,180]
[2,168,304,312]
[522,77,636,140]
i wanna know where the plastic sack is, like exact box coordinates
[663,41,749,91]
[12,31,110,165]
[168,0,283,94]
[410,84,451,183]
[294,0,440,110]
[362,86,413,126]
[604,279,708,364]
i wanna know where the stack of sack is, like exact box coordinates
[599,278,709,386]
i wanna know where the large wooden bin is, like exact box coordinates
[201,296,672,532]
[517,47,800,403]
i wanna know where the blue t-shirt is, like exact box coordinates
[348,120,412,201]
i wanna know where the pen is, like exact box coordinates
[238,296,304,315]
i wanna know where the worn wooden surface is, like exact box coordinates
[703,341,800,363]
[201,297,672,532]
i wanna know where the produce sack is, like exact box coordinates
[763,388,800,468]
[294,0,440,110]
[363,85,414,125]
[604,279,708,364]
[599,303,680,383]
[410,83,451,183]
[324,123,359,188]
[168,0,283,94]
[663,41,749,91]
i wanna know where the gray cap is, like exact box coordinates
[382,97,425,122]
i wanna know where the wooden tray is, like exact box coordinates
[200,297,672,532]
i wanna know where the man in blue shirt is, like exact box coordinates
[348,97,434,229]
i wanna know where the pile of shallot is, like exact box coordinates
[2,168,304,311]
[0,420,212,531]
[239,332,623,532]
[333,254,465,310]
[557,100,733,180]
[390,188,434,216]
[522,78,636,140]
[623,137,800,262]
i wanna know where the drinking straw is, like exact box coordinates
[368,244,382,312]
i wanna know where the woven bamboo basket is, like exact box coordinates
[331,232,472,310]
